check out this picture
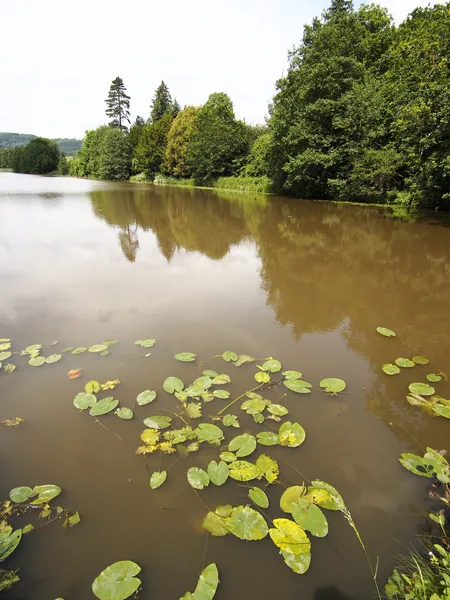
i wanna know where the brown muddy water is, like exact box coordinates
[0,172,450,600]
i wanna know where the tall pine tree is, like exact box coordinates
[150,81,173,123]
[105,77,131,132]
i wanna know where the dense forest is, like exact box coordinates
[0,133,81,154]
[11,0,450,209]
[0,134,80,171]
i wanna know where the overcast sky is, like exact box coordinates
[2,0,434,139]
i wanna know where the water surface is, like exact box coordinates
[1,173,450,600]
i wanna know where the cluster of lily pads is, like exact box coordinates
[377,326,450,419]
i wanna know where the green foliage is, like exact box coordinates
[105,77,131,132]
[71,126,131,180]
[243,132,272,177]
[57,154,69,175]
[150,81,174,124]
[0,133,81,154]
[214,176,272,193]
[134,114,173,177]
[166,106,200,177]
[0,148,14,169]
[12,137,60,174]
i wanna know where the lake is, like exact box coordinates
[1,172,450,600]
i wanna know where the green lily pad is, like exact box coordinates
[249,487,269,508]
[253,413,265,424]
[187,467,210,489]
[310,480,346,511]
[222,414,240,428]
[195,423,224,445]
[282,370,302,380]
[228,460,260,482]
[256,431,280,446]
[185,386,203,398]
[25,344,41,353]
[193,376,212,390]
[261,359,282,373]
[427,373,441,383]
[4,363,16,374]
[283,379,312,394]
[71,347,87,354]
[228,433,257,458]
[207,461,229,486]
[399,453,437,478]
[175,352,196,362]
[186,402,202,419]
[32,484,61,504]
[222,351,238,362]
[211,373,231,385]
[46,354,62,364]
[10,486,34,503]
[395,357,415,368]
[219,452,237,463]
[92,560,141,600]
[382,364,401,375]
[115,407,133,420]
[433,404,450,419]
[279,421,306,447]
[0,343,11,351]
[90,397,119,416]
[227,506,268,540]
[376,327,396,337]
[143,415,172,429]
[269,518,311,555]
[85,380,101,394]
[136,390,156,406]
[282,550,311,574]
[233,354,255,367]
[73,392,97,410]
[213,389,230,399]
[29,356,45,367]
[241,397,267,414]
[182,563,219,600]
[88,344,108,353]
[408,382,435,396]
[100,350,110,356]
[256,454,279,483]
[319,378,346,393]
[267,404,288,416]
[150,471,167,489]
[413,356,429,365]
[280,486,306,513]
[0,351,12,362]
[0,528,22,562]
[203,369,218,378]
[135,338,156,348]
[163,376,184,393]
[291,498,328,538]
[103,340,117,346]
[255,371,270,383]
[202,512,229,537]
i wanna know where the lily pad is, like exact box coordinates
[282,370,302,380]
[319,378,346,393]
[136,390,156,406]
[279,421,306,447]
[193,376,212,390]
[267,403,288,416]
[10,486,34,503]
[207,460,229,486]
[175,352,196,362]
[283,379,312,394]
[376,327,396,337]
[186,402,202,419]
[0,528,22,562]
[227,506,268,540]
[255,371,270,383]
[183,563,219,600]
[256,431,280,446]
[4,363,16,374]
[73,392,97,410]
[222,351,238,362]
[222,414,240,428]
[433,404,450,419]
[85,380,101,394]
[395,357,415,368]
[100,350,110,357]
[269,518,311,555]
[408,382,435,396]
[0,351,12,362]
[228,433,257,458]
[187,467,210,490]
[281,550,311,574]
[399,453,437,478]
[310,480,345,511]
[229,460,260,482]
[203,369,218,378]
[241,397,267,414]
[413,355,429,365]
[103,340,118,346]
[90,397,119,416]
[211,373,231,385]
[32,484,61,504]
[88,344,108,353]
[202,512,229,537]
[249,487,269,508]
[0,343,11,351]
[427,373,441,383]
[135,338,156,348]
[382,364,401,375]
[261,359,282,373]
[29,356,45,367]
[71,347,87,354]
[115,407,133,420]
[233,354,255,367]
[219,452,237,463]
[163,377,184,393]
[256,454,279,483]
[280,486,306,513]
[92,560,141,600]
[291,498,328,537]
[46,354,62,364]
[185,386,203,398]
[213,389,230,399]
[150,471,167,489]
[25,344,41,353]
[143,415,172,429]
[195,424,224,445]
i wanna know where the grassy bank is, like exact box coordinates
[129,173,273,194]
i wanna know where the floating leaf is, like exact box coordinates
[261,359,281,373]
[62,347,73,353]
[211,373,231,385]
[163,377,184,394]
[255,371,270,383]
[202,392,215,403]
[29,356,45,367]
[10,486,34,503]
[67,511,81,527]
[281,550,311,574]
[85,380,101,394]
[207,461,229,486]
[408,382,435,396]
[256,431,280,446]
[216,505,233,518]
[280,487,306,513]
[319,378,346,393]
[291,498,328,537]
[203,369,218,378]
[0,342,11,351]
[213,389,230,399]
[32,484,61,504]
[25,344,42,353]
[253,413,265,424]
[22,524,35,533]
[88,345,108,353]
[67,369,82,380]
[399,453,437,478]
[0,528,22,562]
[140,429,160,445]
[92,560,141,600]
[376,327,396,337]
[46,354,62,364]
[175,352,196,362]
[193,376,212,390]
[229,433,257,458]
[202,512,229,536]
[241,397,267,414]
[100,350,110,357]
[222,351,238,362]
[382,364,400,375]
[282,370,302,380]
[116,407,133,420]
[283,379,312,394]
[195,424,224,445]
[394,357,414,368]
[103,340,117,346]
[427,373,441,383]
[413,355,429,365]
[233,354,255,367]
[433,404,450,418]
[222,414,240,428]
[183,563,219,600]
[73,392,97,410]
[187,467,210,490]
[219,452,237,463]
[186,403,202,419]
[269,518,311,555]
[310,480,345,511]
[143,415,172,429]
[71,347,87,355]
[136,390,156,406]
[101,380,120,391]
[279,421,306,447]
[256,454,279,483]
[267,404,288,416]
[90,397,119,416]
[150,471,167,489]
[0,351,12,361]
[227,506,268,540]
[4,364,16,374]
[229,460,260,482]
[249,487,269,508]
[0,417,23,427]
[135,339,156,348]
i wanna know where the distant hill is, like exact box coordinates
[0,132,82,155]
